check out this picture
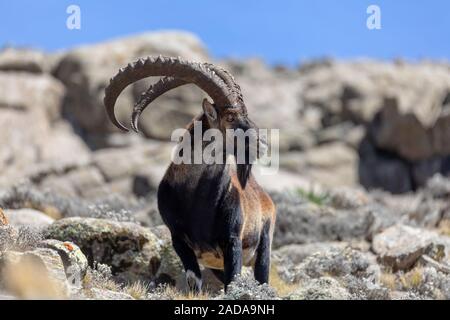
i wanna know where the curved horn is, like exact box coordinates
[130,63,245,132]
[204,63,244,107]
[104,56,237,131]
[131,77,187,132]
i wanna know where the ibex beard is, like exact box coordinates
[104,56,276,292]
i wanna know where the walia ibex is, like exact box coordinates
[104,56,276,292]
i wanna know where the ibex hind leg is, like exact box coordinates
[171,236,202,293]
[253,221,271,284]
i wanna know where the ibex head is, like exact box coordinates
[103,56,265,188]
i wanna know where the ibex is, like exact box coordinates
[104,56,276,292]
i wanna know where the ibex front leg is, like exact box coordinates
[223,235,243,290]
[220,204,244,291]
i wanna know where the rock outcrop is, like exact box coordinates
[0,31,449,300]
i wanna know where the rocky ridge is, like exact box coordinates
[0,31,449,299]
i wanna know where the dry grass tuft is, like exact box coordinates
[122,281,150,300]
[438,219,450,236]
[380,272,397,290]
[400,267,424,290]
[0,207,8,225]
[269,264,298,297]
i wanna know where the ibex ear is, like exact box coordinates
[202,98,217,122]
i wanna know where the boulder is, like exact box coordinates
[92,142,169,183]
[369,96,450,162]
[300,60,450,126]
[316,122,365,149]
[271,191,399,248]
[372,225,447,271]
[358,137,414,194]
[0,72,64,121]
[253,168,314,193]
[0,248,69,299]
[39,239,88,288]
[0,48,50,74]
[425,174,450,199]
[280,142,358,187]
[43,218,166,283]
[0,72,90,188]
[0,184,88,220]
[4,208,54,229]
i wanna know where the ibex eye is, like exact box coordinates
[226,115,235,122]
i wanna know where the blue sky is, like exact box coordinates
[1,1,449,66]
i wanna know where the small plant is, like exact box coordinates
[295,187,329,206]
[147,283,210,300]
[13,227,43,252]
[82,263,120,292]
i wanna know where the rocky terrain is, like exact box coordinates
[0,31,449,300]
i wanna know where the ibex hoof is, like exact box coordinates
[186,270,202,293]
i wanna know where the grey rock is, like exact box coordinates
[0,72,64,122]
[43,217,162,283]
[316,122,365,149]
[425,174,450,198]
[4,208,54,229]
[287,277,351,300]
[358,137,413,194]
[271,191,398,248]
[0,248,69,299]
[0,72,90,188]
[39,239,89,287]
[280,142,358,187]
[0,48,49,73]
[372,225,447,271]
[370,96,450,161]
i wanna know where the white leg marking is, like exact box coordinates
[186,270,202,291]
